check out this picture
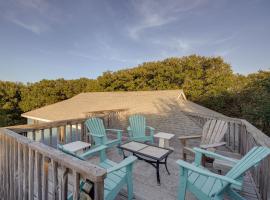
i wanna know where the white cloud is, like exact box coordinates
[17,0,49,13]
[2,0,64,34]
[128,0,208,39]
[6,14,49,34]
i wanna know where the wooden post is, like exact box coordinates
[18,143,23,200]
[81,122,85,142]
[28,149,35,200]
[35,152,42,200]
[23,145,29,199]
[13,137,18,200]
[94,180,104,200]
[69,124,73,143]
[73,172,80,200]
[32,130,36,141]
[9,137,14,199]
[75,124,79,141]
[60,167,68,200]
[41,129,45,143]
[57,126,66,145]
[60,126,66,144]
[42,156,49,200]
[52,160,59,200]
[49,128,53,146]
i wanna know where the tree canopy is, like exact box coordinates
[0,55,269,135]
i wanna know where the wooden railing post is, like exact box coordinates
[94,180,105,200]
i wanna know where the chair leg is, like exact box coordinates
[227,188,245,200]
[126,170,134,200]
[183,152,187,161]
[178,168,188,200]
[117,146,122,155]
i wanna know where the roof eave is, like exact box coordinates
[21,114,52,122]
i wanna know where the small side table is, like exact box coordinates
[154,132,175,149]
[62,141,91,155]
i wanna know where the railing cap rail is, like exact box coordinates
[6,117,88,133]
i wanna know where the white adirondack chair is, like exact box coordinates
[179,119,228,161]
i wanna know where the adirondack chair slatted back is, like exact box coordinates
[85,118,107,144]
[226,146,270,179]
[129,115,146,138]
[201,119,228,145]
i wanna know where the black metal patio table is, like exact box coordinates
[118,141,173,185]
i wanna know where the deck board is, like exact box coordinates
[37,136,260,200]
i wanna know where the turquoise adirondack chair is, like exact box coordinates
[85,117,123,148]
[58,144,137,200]
[127,114,154,143]
[176,146,270,200]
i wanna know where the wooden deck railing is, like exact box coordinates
[2,111,270,199]
[0,128,106,200]
[185,112,270,200]
[7,117,89,147]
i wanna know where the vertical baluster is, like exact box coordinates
[4,135,8,200]
[238,124,242,154]
[70,124,73,143]
[60,167,68,200]
[52,160,59,200]
[49,128,53,146]
[36,152,42,200]
[9,137,14,199]
[42,156,49,200]
[32,131,36,141]
[0,134,3,197]
[80,122,85,142]
[3,134,7,200]
[73,172,80,200]
[75,123,79,141]
[29,149,35,200]
[61,126,66,144]
[13,138,18,200]
[41,129,45,143]
[18,143,23,200]
[6,136,10,200]
[23,145,29,200]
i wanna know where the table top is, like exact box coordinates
[154,132,175,139]
[62,141,91,153]
[119,141,173,160]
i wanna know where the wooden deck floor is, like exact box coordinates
[41,137,261,200]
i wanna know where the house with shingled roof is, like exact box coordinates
[22,90,224,137]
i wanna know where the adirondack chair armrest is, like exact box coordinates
[146,126,155,131]
[106,129,123,139]
[106,129,123,132]
[79,145,108,159]
[107,156,137,173]
[178,135,202,147]
[178,135,202,141]
[176,160,242,187]
[193,147,239,163]
[200,142,226,149]
[57,144,85,160]
[90,133,104,138]
[146,126,155,136]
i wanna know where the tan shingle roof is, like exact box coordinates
[22,90,223,121]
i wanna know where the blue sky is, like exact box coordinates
[0,0,269,82]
